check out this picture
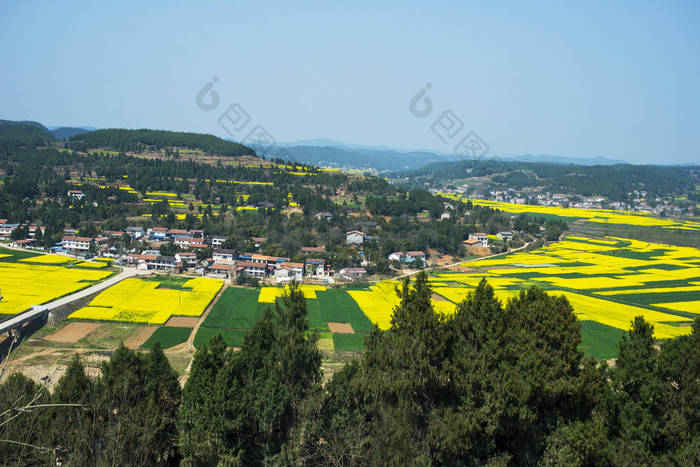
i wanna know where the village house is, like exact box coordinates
[497,231,513,241]
[251,237,268,248]
[167,229,190,238]
[174,236,197,248]
[388,252,405,262]
[305,258,330,278]
[0,222,19,240]
[67,190,85,200]
[125,226,145,239]
[345,230,364,245]
[274,262,304,283]
[213,249,236,262]
[211,236,226,248]
[125,253,176,271]
[62,236,93,252]
[175,251,198,268]
[208,262,234,279]
[338,267,367,281]
[27,225,45,238]
[10,238,35,248]
[406,251,427,263]
[235,261,267,278]
[462,238,483,247]
[148,227,168,240]
[468,233,489,247]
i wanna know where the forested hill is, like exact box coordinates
[69,128,255,157]
[0,120,56,148]
[393,158,698,201]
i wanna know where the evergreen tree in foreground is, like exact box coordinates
[178,282,321,464]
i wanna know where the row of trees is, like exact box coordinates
[2,279,698,464]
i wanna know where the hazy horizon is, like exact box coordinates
[1,1,698,164]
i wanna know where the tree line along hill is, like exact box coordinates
[0,120,255,157]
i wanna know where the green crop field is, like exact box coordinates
[316,289,374,333]
[142,326,192,349]
[332,333,366,352]
[578,321,626,360]
[201,288,269,329]
[194,327,248,349]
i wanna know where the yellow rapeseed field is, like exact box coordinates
[440,197,700,232]
[345,235,698,340]
[76,261,109,269]
[20,254,76,265]
[69,277,223,324]
[347,282,402,330]
[0,262,111,316]
[258,284,326,303]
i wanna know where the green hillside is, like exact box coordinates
[69,128,255,157]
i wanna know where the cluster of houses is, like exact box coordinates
[120,248,360,283]
[32,225,364,283]
[2,219,46,248]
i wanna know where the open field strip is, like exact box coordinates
[653,301,700,314]
[19,254,77,264]
[258,284,326,302]
[69,277,223,325]
[596,286,700,296]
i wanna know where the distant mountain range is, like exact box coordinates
[271,139,627,171]
[47,126,95,140]
[0,119,634,169]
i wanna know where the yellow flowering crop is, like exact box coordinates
[0,262,111,316]
[258,284,326,303]
[69,277,223,324]
[20,254,76,265]
[347,282,401,330]
[652,301,699,314]
[76,261,108,269]
[555,291,692,340]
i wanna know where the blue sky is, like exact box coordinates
[1,1,698,164]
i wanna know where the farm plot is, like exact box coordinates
[69,277,223,324]
[0,258,112,317]
[141,326,191,349]
[195,286,377,351]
